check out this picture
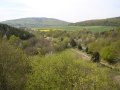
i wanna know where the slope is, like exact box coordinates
[0,23,33,39]
[1,17,69,28]
[70,17,120,26]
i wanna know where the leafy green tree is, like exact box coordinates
[100,45,117,63]
[91,52,100,62]
[78,44,82,50]
[70,38,76,47]
[9,35,21,47]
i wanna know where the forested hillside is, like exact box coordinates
[70,17,120,26]
[0,23,34,39]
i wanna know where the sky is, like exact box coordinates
[0,0,120,22]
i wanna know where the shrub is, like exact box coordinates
[100,46,117,64]
[26,50,117,90]
[0,41,30,90]
[25,47,38,55]
[88,38,110,52]
[78,44,82,50]
[9,35,21,47]
[52,37,69,52]
[70,38,76,47]
[91,52,100,62]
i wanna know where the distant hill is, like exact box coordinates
[1,17,69,28]
[0,23,33,39]
[70,17,120,26]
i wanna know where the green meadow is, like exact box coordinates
[36,26,115,32]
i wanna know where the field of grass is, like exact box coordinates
[34,26,115,32]
[26,50,119,90]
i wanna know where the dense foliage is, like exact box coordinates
[88,29,120,63]
[0,23,34,39]
[0,23,120,90]
[70,17,120,26]
[26,50,118,90]
[33,28,120,64]
[0,41,30,90]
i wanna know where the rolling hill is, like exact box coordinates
[70,17,120,26]
[1,17,69,28]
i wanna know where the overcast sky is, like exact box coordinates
[0,0,120,22]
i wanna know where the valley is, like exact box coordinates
[0,16,120,90]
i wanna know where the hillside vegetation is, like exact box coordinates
[0,22,120,90]
[34,28,120,64]
[0,41,30,90]
[1,17,69,28]
[88,28,120,64]
[70,17,120,26]
[0,23,33,39]
[26,50,118,90]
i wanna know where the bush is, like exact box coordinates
[9,35,21,47]
[26,50,118,90]
[0,41,30,90]
[91,52,100,62]
[70,38,76,47]
[52,37,69,52]
[78,44,82,50]
[25,47,38,55]
[88,38,110,52]
[100,45,117,64]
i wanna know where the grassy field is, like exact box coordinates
[34,26,115,32]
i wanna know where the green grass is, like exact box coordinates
[34,26,115,32]
[26,50,118,90]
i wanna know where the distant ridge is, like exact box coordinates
[70,16,120,26]
[1,17,69,28]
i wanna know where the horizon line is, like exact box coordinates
[1,15,120,23]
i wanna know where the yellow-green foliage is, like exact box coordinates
[88,38,110,51]
[26,50,117,90]
[0,41,29,90]
[101,46,115,59]
[100,40,120,63]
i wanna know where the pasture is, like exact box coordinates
[34,26,115,32]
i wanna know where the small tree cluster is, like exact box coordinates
[70,38,76,47]
[91,52,100,63]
